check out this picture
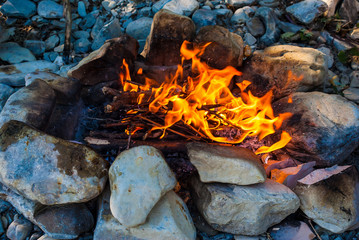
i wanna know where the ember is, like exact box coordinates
[118,41,293,154]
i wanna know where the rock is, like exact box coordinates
[152,0,172,13]
[258,0,279,7]
[343,87,359,103]
[94,187,196,240]
[255,7,280,46]
[24,71,80,103]
[243,45,327,99]
[317,47,334,68]
[0,42,36,64]
[244,32,257,45]
[0,60,59,87]
[273,92,359,166]
[228,0,256,8]
[293,165,359,233]
[186,142,266,185]
[234,235,266,240]
[214,8,233,25]
[102,0,117,11]
[77,1,87,17]
[37,0,64,19]
[321,0,341,17]
[38,235,57,240]
[73,31,90,39]
[350,71,359,87]
[350,29,359,40]
[276,20,302,33]
[43,52,58,62]
[286,0,328,25]
[0,26,15,43]
[44,35,60,51]
[269,221,315,240]
[0,84,14,113]
[138,7,152,18]
[6,218,33,240]
[194,25,244,69]
[74,38,91,53]
[191,177,300,235]
[35,204,94,239]
[333,38,353,51]
[246,17,265,37]
[0,0,36,18]
[68,35,138,85]
[109,145,177,227]
[91,18,123,51]
[163,0,199,16]
[0,80,55,130]
[339,0,358,24]
[231,6,255,24]
[24,40,46,56]
[126,17,153,40]
[0,120,108,205]
[192,9,217,30]
[80,11,98,30]
[141,9,196,66]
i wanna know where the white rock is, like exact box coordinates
[350,28,359,40]
[163,0,199,16]
[0,42,36,64]
[109,145,177,227]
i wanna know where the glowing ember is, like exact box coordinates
[119,41,295,154]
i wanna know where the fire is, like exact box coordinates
[119,41,294,154]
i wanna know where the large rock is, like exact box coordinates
[91,18,123,51]
[0,0,36,18]
[141,9,196,66]
[191,177,300,235]
[0,60,59,87]
[0,120,108,205]
[37,0,64,19]
[243,45,327,99]
[0,42,36,64]
[286,0,328,24]
[126,17,153,40]
[0,84,14,113]
[163,0,199,16]
[0,80,56,130]
[293,165,359,233]
[68,35,138,86]
[109,145,177,227]
[94,187,196,240]
[186,142,266,185]
[194,25,244,69]
[6,218,32,240]
[273,92,359,166]
[192,9,217,30]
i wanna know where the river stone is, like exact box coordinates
[6,218,33,240]
[125,17,153,40]
[191,177,299,235]
[231,6,255,24]
[141,9,196,66]
[0,0,36,18]
[37,0,64,19]
[163,0,199,16]
[91,18,123,51]
[273,92,359,166]
[0,80,55,130]
[243,45,327,99]
[0,60,59,87]
[255,7,281,47]
[343,87,359,104]
[293,165,359,233]
[192,9,217,30]
[228,0,256,8]
[109,145,177,227]
[24,40,46,56]
[286,0,328,24]
[0,120,108,205]
[0,42,36,64]
[186,142,266,185]
[194,25,244,69]
[94,187,196,240]
[152,0,172,13]
[0,84,14,113]
[68,35,138,86]
[246,17,265,37]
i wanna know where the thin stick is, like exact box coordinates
[63,0,72,64]
[307,220,322,240]
[127,128,131,149]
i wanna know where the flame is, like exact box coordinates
[119,41,295,154]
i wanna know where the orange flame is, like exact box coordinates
[119,41,294,154]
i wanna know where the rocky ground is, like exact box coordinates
[0,0,359,239]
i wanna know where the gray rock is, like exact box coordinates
[273,92,359,166]
[343,87,359,103]
[339,0,358,24]
[187,142,266,185]
[152,0,172,13]
[126,17,153,40]
[37,0,64,19]
[77,1,87,17]
[192,9,217,30]
[333,38,353,51]
[0,120,108,205]
[350,28,359,40]
[258,0,279,7]
[321,0,341,17]
[0,26,15,43]
[0,42,36,64]
[350,71,359,87]
[0,0,36,18]
[24,40,46,56]
[228,0,256,8]
[246,17,265,37]
[244,32,257,45]
[293,165,359,233]
[163,0,199,16]
[191,177,300,235]
[138,7,152,18]
[6,218,33,240]
[286,0,328,24]
[255,7,281,46]
[317,46,334,68]
[0,60,59,87]
[43,52,59,62]
[231,6,254,24]
[91,17,105,39]
[0,84,14,113]
[73,31,90,39]
[101,0,117,11]
[80,10,98,30]
[276,20,303,34]
[45,35,60,51]
[74,38,91,53]
[109,145,177,227]
[91,18,122,51]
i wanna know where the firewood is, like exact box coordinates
[104,91,152,113]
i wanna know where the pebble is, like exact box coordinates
[343,87,359,103]
[192,9,217,30]
[43,52,59,62]
[6,218,33,240]
[91,18,122,50]
[102,0,117,11]
[152,0,172,13]
[37,0,64,19]
[24,40,46,56]
[0,0,36,18]
[125,17,153,40]
[0,42,36,64]
[163,0,200,16]
[77,1,87,17]
[45,35,60,51]
[246,17,265,37]
[231,6,255,24]
[286,0,328,24]
[74,38,91,53]
[228,0,256,8]
[317,46,334,68]
[350,71,359,87]
[245,32,257,45]
[0,83,15,112]
[73,30,90,39]
[350,29,359,40]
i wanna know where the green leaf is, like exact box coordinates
[338,50,349,64]
[281,32,296,42]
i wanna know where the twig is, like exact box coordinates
[127,127,131,150]
[307,219,322,240]
[63,0,72,64]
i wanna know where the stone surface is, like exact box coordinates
[273,92,359,166]
[339,0,358,24]
[91,18,123,51]
[94,187,196,240]
[0,120,108,205]
[126,17,153,40]
[77,1,87,17]
[317,46,334,69]
[231,6,254,24]
[246,17,265,37]
[0,0,36,18]
[6,218,33,240]
[255,7,281,46]
[186,142,266,185]
[286,0,328,24]
[68,35,138,85]
[293,165,359,233]
[322,0,341,17]
[163,0,199,16]
[74,38,91,54]
[37,0,64,19]
[269,221,315,240]
[0,80,55,130]
[343,87,359,104]
[194,25,244,69]
[191,177,300,235]
[45,35,60,51]
[243,45,327,99]
[192,9,217,30]
[350,29,359,40]
[141,9,195,66]
[0,60,59,87]
[0,84,14,113]
[0,42,36,64]
[228,0,256,8]
[24,40,46,56]
[109,145,177,227]
[152,0,172,13]
[0,26,15,44]
[350,71,359,87]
